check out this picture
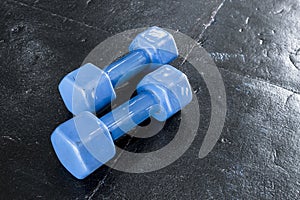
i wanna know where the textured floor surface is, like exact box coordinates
[0,0,300,199]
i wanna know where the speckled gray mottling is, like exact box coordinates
[202,0,300,94]
[0,0,300,199]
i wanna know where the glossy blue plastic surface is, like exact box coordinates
[129,26,178,64]
[51,112,115,179]
[103,49,150,87]
[137,65,193,121]
[59,63,116,115]
[52,65,192,179]
[59,26,178,115]
[100,92,156,140]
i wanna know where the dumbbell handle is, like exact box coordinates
[103,49,150,87]
[100,92,156,140]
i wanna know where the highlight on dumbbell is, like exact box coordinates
[59,26,179,115]
[51,65,193,179]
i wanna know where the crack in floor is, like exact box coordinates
[86,173,109,200]
[85,3,227,197]
[4,0,300,198]
[181,0,226,66]
[6,0,110,34]
[178,0,300,96]
[86,137,133,200]
[218,66,300,96]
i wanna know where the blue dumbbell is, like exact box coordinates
[51,65,192,179]
[59,26,178,115]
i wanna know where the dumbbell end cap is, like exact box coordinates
[137,65,192,121]
[129,26,178,64]
[51,112,115,179]
[59,63,116,115]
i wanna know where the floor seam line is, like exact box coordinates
[217,66,300,95]
[181,0,227,66]
[6,0,110,34]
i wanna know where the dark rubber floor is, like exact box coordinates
[0,0,299,199]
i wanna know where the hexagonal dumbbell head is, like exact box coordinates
[137,65,193,121]
[129,26,178,64]
[59,63,116,115]
[51,111,115,179]
[52,65,192,179]
[59,27,178,115]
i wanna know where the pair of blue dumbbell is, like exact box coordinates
[51,27,193,179]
